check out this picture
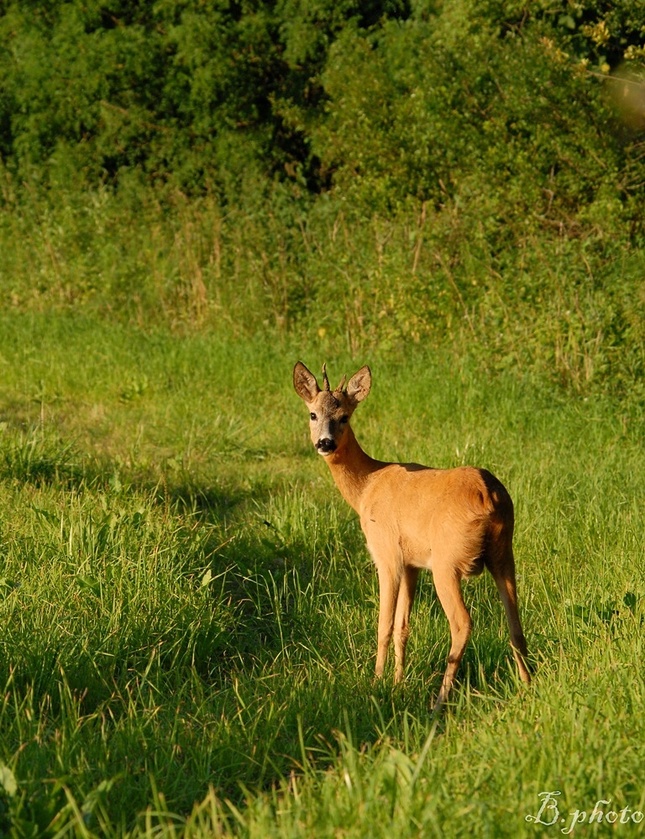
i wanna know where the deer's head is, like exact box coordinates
[293,361,371,456]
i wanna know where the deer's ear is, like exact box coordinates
[346,366,371,403]
[293,361,320,403]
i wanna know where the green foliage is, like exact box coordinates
[2,1,644,403]
[0,0,414,197]
[1,0,644,218]
[314,3,643,233]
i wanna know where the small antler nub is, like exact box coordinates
[336,374,347,392]
[322,363,331,391]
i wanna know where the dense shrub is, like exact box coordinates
[0,0,643,212]
[0,0,412,196]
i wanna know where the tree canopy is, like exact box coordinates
[1,0,644,237]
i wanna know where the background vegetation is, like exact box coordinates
[1,0,644,400]
[0,0,644,835]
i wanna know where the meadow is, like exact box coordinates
[0,300,643,836]
[1,3,644,833]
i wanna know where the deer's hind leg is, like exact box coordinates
[486,543,531,686]
[432,561,472,710]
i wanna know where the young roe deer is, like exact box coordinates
[293,361,531,710]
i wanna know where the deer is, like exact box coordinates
[293,361,531,711]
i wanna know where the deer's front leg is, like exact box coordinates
[375,562,401,678]
[393,566,419,683]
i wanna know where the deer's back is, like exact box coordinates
[359,463,513,575]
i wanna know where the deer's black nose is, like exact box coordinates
[316,437,337,454]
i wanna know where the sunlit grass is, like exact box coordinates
[0,312,643,836]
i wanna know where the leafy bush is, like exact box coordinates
[0,0,643,209]
[0,0,412,197]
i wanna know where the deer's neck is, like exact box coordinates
[324,426,385,513]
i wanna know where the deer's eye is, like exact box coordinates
[340,415,349,424]
[310,412,317,421]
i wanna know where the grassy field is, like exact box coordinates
[1,2,644,830]
[0,309,643,836]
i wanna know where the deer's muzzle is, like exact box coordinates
[316,437,337,455]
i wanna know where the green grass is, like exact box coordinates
[0,311,643,837]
